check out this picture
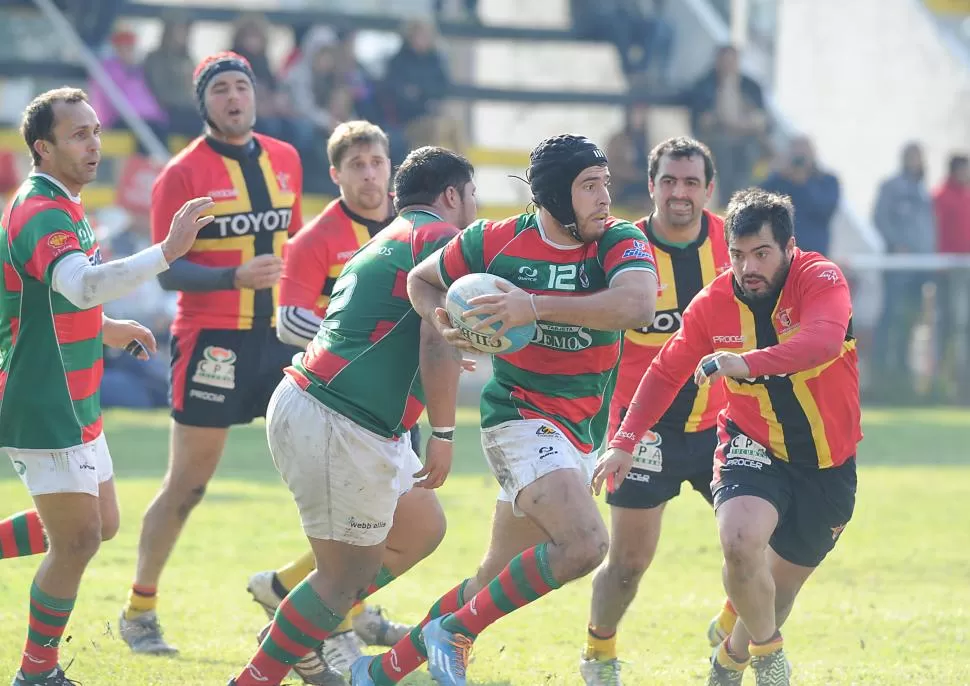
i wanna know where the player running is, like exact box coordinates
[246,121,413,677]
[594,188,861,686]
[119,51,304,655]
[227,145,478,686]
[2,87,212,686]
[350,134,659,686]
[581,137,729,685]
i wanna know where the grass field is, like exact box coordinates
[1,407,969,685]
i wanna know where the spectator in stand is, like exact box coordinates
[143,14,199,137]
[686,45,767,207]
[606,103,653,210]
[88,27,169,145]
[759,135,840,255]
[384,19,463,152]
[434,0,480,23]
[871,142,937,396]
[933,154,970,396]
[230,13,315,162]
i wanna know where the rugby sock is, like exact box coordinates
[369,578,469,685]
[583,626,617,661]
[123,584,157,619]
[715,637,749,671]
[20,583,74,682]
[749,630,783,657]
[0,510,47,559]
[234,579,343,686]
[275,551,316,592]
[441,543,560,639]
[332,566,394,634]
[713,598,738,637]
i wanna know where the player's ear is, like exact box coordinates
[329,165,339,186]
[444,185,459,208]
[785,236,796,256]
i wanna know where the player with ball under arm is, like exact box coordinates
[350,134,658,686]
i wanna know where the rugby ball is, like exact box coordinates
[445,273,536,354]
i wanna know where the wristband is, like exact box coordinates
[431,430,454,442]
[431,425,455,433]
[529,293,540,320]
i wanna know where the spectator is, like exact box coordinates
[686,45,767,206]
[88,27,169,144]
[434,0,480,23]
[143,14,199,137]
[606,103,652,210]
[384,19,463,151]
[933,154,970,397]
[871,142,937,395]
[759,135,840,255]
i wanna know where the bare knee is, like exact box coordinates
[605,544,653,589]
[49,520,102,563]
[558,520,609,581]
[720,525,766,574]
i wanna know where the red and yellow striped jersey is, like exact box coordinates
[151,134,303,333]
[612,210,731,434]
[612,249,861,469]
[278,198,393,317]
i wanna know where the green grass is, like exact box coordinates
[1,407,969,685]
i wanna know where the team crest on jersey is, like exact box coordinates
[777,307,793,329]
[276,172,291,192]
[192,346,237,389]
[632,430,663,472]
[578,262,589,288]
[47,232,72,250]
[622,240,650,259]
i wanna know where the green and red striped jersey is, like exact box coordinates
[0,174,104,449]
[438,213,657,452]
[287,209,459,438]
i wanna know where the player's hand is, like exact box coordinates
[161,197,216,263]
[694,352,750,385]
[591,448,634,496]
[414,435,453,489]
[102,317,156,360]
[433,307,479,354]
[234,254,283,290]
[460,357,477,373]
[464,280,536,339]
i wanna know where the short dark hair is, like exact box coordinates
[948,154,969,177]
[648,136,716,186]
[723,188,795,248]
[393,146,474,211]
[327,120,390,169]
[21,87,89,166]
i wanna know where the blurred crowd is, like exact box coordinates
[5,1,970,407]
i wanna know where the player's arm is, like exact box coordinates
[592,297,714,493]
[276,228,330,347]
[407,248,449,321]
[39,198,214,310]
[466,225,658,334]
[413,318,463,489]
[531,268,657,330]
[734,263,851,378]
[102,314,156,360]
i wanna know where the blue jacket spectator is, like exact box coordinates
[760,136,840,255]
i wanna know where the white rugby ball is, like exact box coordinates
[445,273,537,354]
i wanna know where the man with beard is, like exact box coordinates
[594,189,861,686]
[119,51,305,657]
[246,121,414,680]
[579,137,730,685]
[350,134,659,686]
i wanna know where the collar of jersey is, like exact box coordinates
[646,212,709,253]
[30,172,81,204]
[205,135,260,161]
[535,213,583,251]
